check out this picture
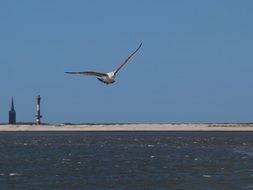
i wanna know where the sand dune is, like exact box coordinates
[0,124,253,131]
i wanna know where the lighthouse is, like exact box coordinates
[9,97,16,124]
[35,95,42,125]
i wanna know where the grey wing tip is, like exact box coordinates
[65,72,77,74]
[136,43,143,51]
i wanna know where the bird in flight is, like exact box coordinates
[65,43,142,84]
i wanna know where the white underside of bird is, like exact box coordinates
[97,71,116,84]
[66,43,142,84]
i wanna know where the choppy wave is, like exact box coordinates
[0,132,252,189]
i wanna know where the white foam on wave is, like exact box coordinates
[234,147,253,157]
[9,173,20,176]
[202,174,212,178]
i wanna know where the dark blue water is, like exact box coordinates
[0,132,253,190]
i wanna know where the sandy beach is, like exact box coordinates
[0,124,253,132]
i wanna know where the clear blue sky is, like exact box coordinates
[0,0,253,124]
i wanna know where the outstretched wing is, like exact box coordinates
[65,71,107,77]
[114,43,142,75]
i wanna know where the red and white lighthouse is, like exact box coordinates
[36,95,42,125]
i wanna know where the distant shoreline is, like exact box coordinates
[0,124,253,132]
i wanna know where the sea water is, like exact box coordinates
[0,132,252,190]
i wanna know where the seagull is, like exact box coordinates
[65,43,142,84]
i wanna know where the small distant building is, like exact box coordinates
[9,97,16,124]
